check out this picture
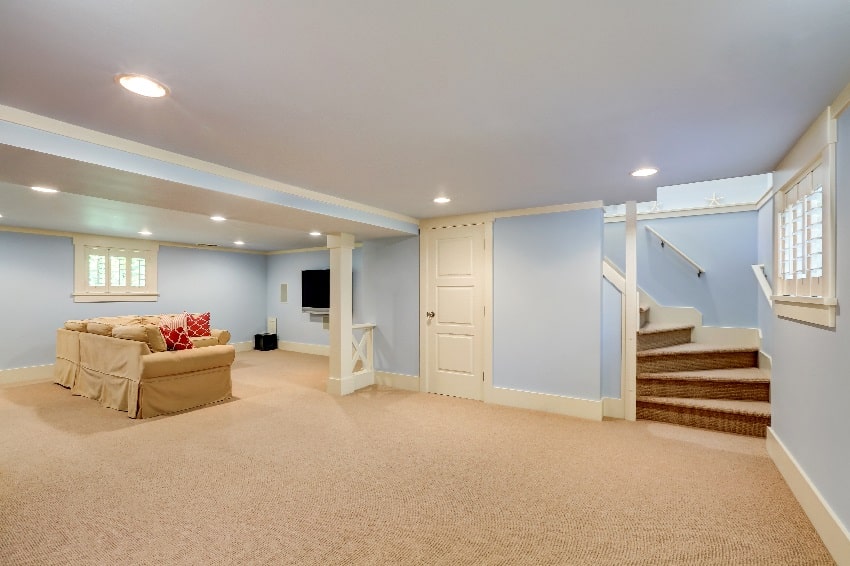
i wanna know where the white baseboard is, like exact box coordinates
[278,341,330,356]
[602,397,625,419]
[487,387,603,421]
[375,371,420,391]
[232,341,254,353]
[0,364,54,388]
[766,427,850,564]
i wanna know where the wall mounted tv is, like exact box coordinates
[301,269,330,313]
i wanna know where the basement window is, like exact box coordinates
[772,149,837,327]
[73,236,159,302]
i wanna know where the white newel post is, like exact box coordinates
[326,233,354,395]
[624,201,638,421]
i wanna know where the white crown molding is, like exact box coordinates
[0,104,419,227]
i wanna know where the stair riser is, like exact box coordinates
[637,402,769,437]
[637,328,692,352]
[637,351,758,374]
[637,379,769,401]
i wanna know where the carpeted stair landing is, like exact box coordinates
[636,323,770,437]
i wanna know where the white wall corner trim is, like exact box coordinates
[0,364,55,388]
[488,387,603,421]
[278,341,330,356]
[766,428,850,565]
[602,397,625,419]
[493,200,603,219]
[375,371,420,391]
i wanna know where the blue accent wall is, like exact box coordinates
[605,211,759,328]
[601,278,622,399]
[770,109,850,529]
[493,209,602,399]
[359,237,420,376]
[265,250,332,346]
[0,234,267,369]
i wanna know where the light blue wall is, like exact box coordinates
[493,209,602,399]
[0,234,267,369]
[756,201,775,357]
[601,278,622,399]
[770,109,850,529]
[604,211,759,328]
[266,250,332,346]
[359,237,420,376]
[0,232,74,369]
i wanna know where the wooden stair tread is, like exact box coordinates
[637,342,758,357]
[637,396,771,417]
[637,322,695,335]
[638,368,770,382]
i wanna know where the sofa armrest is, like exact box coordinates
[140,344,236,380]
[210,329,231,345]
[79,332,151,381]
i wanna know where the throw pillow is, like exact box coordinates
[159,313,188,332]
[185,311,211,337]
[159,326,195,351]
[143,324,168,352]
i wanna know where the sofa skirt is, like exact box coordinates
[135,366,232,419]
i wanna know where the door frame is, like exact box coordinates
[419,214,494,400]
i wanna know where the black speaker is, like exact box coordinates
[254,333,278,351]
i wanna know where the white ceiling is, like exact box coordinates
[2,1,850,250]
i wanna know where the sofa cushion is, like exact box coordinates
[160,326,194,351]
[186,312,211,337]
[112,325,148,343]
[189,336,218,348]
[64,320,87,332]
[86,322,114,336]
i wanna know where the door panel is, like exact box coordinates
[425,223,484,400]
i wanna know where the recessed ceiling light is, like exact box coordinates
[210,215,226,222]
[234,240,245,246]
[309,231,322,237]
[31,186,59,193]
[433,197,451,204]
[138,230,153,236]
[631,167,658,177]
[115,73,169,98]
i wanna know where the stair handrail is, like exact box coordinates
[602,257,626,293]
[751,264,773,307]
[645,226,705,277]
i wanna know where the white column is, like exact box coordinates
[624,201,638,421]
[326,233,355,395]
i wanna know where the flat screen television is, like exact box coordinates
[301,269,330,313]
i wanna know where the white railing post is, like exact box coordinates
[351,323,376,389]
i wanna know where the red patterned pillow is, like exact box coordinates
[186,312,211,337]
[159,326,195,351]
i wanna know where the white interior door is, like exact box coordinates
[424,223,484,400]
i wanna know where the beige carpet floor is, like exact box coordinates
[0,350,835,565]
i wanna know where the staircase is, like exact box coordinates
[635,317,771,438]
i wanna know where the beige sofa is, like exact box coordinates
[55,315,235,419]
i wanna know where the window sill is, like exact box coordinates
[772,295,837,327]
[73,293,159,303]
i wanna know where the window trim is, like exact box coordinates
[73,235,159,303]
[771,144,837,327]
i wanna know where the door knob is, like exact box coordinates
[426,311,435,319]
